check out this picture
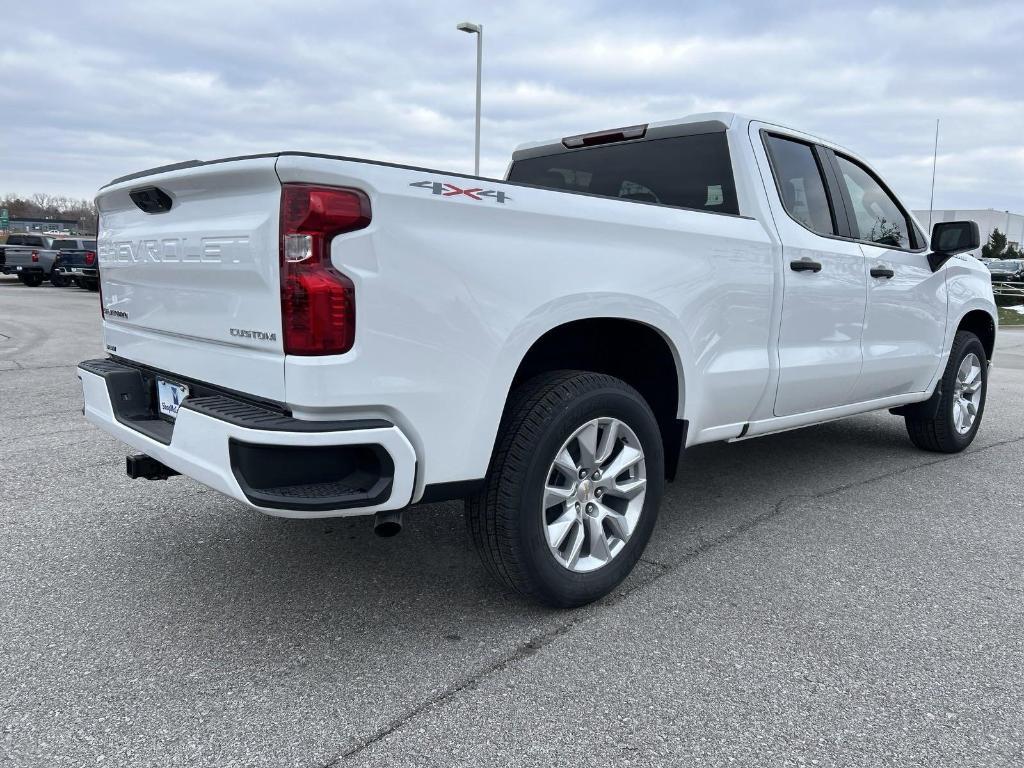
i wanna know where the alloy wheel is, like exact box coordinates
[540,417,647,573]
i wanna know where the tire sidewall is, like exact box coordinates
[940,334,987,449]
[515,384,664,607]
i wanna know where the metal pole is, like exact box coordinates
[927,118,939,234]
[473,26,482,176]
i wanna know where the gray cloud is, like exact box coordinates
[3,0,1022,211]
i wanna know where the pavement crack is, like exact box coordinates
[331,621,577,762]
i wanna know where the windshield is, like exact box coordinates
[989,260,1022,269]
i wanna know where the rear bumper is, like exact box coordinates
[77,358,417,518]
[60,266,98,277]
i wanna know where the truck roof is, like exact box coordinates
[511,112,847,163]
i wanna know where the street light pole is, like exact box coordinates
[457,21,483,176]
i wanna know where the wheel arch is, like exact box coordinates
[502,317,688,480]
[956,308,996,361]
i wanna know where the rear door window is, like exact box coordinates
[764,135,836,236]
[507,132,739,215]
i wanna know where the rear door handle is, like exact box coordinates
[870,266,895,279]
[790,259,822,273]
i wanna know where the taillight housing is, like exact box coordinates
[85,251,96,265]
[31,250,39,262]
[279,184,370,355]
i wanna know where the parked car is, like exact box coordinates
[986,259,1024,283]
[1,233,59,286]
[52,237,99,290]
[78,112,994,607]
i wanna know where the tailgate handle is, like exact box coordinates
[130,186,173,214]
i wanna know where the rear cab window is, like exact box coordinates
[506,132,740,216]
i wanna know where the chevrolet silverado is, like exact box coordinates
[78,113,995,607]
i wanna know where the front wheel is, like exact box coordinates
[905,331,988,453]
[466,371,664,608]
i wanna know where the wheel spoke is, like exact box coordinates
[575,421,599,468]
[957,357,972,383]
[543,483,574,510]
[564,522,585,569]
[595,420,620,464]
[610,476,647,500]
[602,444,643,481]
[585,514,612,562]
[958,399,971,431]
[546,511,577,549]
[601,506,631,542]
[552,447,578,478]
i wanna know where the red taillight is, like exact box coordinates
[279,184,370,355]
[85,251,96,265]
[31,250,39,262]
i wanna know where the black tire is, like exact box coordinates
[83,279,99,292]
[466,370,664,608]
[50,271,68,287]
[905,331,988,453]
[18,273,43,287]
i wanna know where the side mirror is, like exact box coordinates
[928,220,980,272]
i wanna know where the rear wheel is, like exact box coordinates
[18,273,43,287]
[905,331,987,453]
[50,270,69,287]
[466,371,664,608]
[83,279,99,292]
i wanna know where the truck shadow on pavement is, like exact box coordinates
[125,412,921,641]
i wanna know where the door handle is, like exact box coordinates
[870,266,895,279]
[790,259,822,273]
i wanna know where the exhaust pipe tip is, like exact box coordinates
[373,510,402,537]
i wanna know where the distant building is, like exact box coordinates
[912,209,1024,256]
[7,217,81,235]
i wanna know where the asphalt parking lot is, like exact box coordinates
[2,278,1023,767]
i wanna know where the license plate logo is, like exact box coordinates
[157,379,190,419]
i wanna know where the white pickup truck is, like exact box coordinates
[79,113,995,607]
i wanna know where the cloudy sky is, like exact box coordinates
[3,0,1023,212]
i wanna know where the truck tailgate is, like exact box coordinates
[95,157,285,401]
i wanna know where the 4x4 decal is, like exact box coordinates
[410,180,510,204]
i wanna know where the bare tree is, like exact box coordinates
[1,192,98,233]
